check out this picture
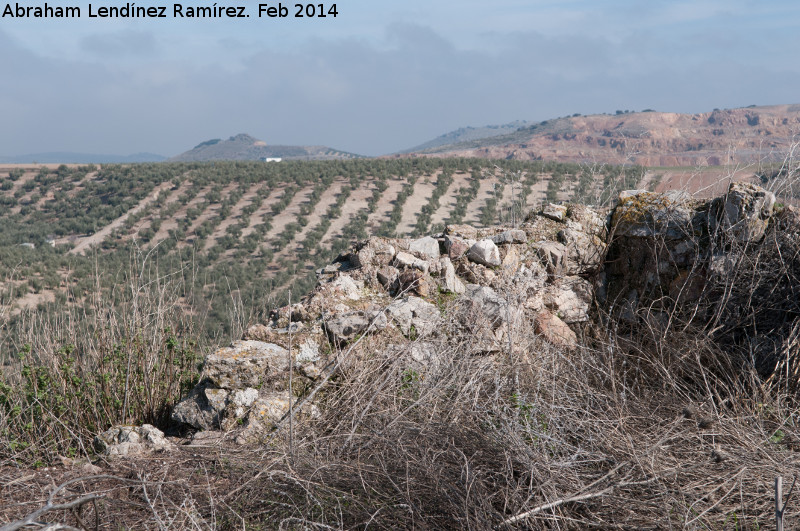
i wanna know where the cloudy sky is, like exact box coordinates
[1,0,799,157]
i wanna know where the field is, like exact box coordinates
[0,158,650,346]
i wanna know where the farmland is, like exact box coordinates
[0,158,646,344]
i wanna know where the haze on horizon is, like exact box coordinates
[1,0,799,158]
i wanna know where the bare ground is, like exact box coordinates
[270,180,347,262]
[149,180,197,245]
[396,174,437,235]
[430,172,468,227]
[318,182,376,247]
[365,177,404,233]
[68,182,173,255]
[254,187,314,256]
[203,184,262,251]
[463,174,499,225]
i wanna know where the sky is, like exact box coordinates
[1,0,800,157]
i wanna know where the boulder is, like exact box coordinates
[409,236,441,259]
[467,239,501,267]
[172,382,226,430]
[445,224,478,240]
[172,381,264,431]
[94,424,171,457]
[377,265,399,289]
[543,277,592,323]
[534,241,568,276]
[326,275,362,301]
[324,310,388,344]
[203,341,291,390]
[386,296,440,337]
[397,269,432,297]
[350,237,396,268]
[444,235,471,260]
[534,311,578,348]
[542,204,568,222]
[439,257,466,294]
[711,181,776,242]
[462,284,517,330]
[491,229,527,245]
[612,189,696,240]
[557,227,606,274]
[394,251,429,273]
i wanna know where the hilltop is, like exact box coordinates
[169,133,362,162]
[396,120,532,154]
[402,104,800,166]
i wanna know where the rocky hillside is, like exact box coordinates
[405,104,800,166]
[397,120,532,154]
[169,133,361,161]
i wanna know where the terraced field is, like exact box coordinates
[0,159,648,339]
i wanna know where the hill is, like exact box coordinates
[396,120,531,154]
[402,104,800,166]
[169,133,362,162]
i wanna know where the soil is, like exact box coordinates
[68,182,173,255]
[396,175,437,235]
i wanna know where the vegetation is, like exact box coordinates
[1,154,800,528]
[0,158,648,351]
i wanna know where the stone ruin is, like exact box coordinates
[98,181,800,452]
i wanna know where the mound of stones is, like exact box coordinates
[167,202,610,444]
[101,181,798,453]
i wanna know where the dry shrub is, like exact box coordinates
[0,249,205,467]
[221,291,800,529]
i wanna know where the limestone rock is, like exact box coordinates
[462,284,517,330]
[439,257,465,294]
[612,189,696,239]
[711,181,775,242]
[377,265,399,289]
[234,392,292,444]
[534,311,578,348]
[557,227,606,275]
[445,224,478,240]
[396,269,432,298]
[542,204,568,222]
[394,251,430,273]
[444,235,471,260]
[297,338,321,363]
[543,277,592,323]
[467,239,501,267]
[386,296,440,337]
[324,310,388,344]
[409,236,441,259]
[534,241,568,276]
[172,382,224,430]
[203,341,290,390]
[327,275,362,301]
[94,424,171,457]
[350,237,396,268]
[492,229,527,245]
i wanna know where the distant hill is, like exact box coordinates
[169,133,362,162]
[400,104,800,166]
[0,152,165,163]
[397,120,531,154]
